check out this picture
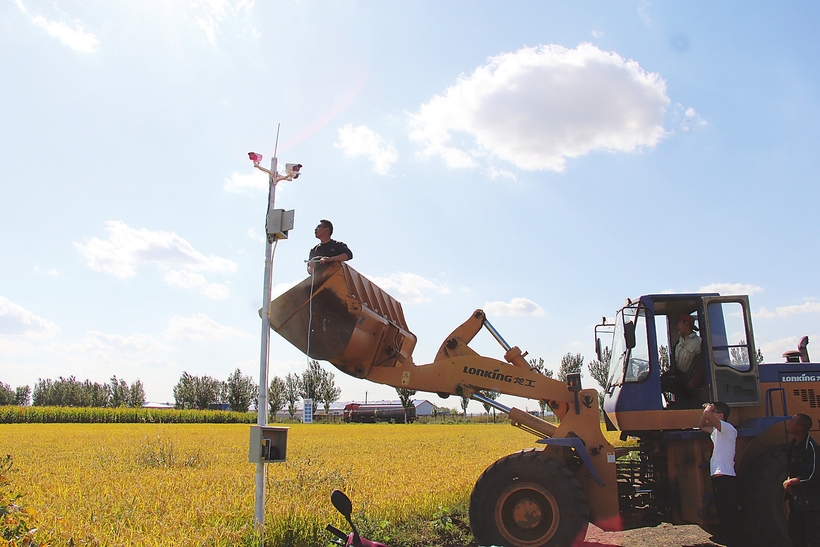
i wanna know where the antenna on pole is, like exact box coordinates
[273,123,281,159]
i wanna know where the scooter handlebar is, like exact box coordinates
[326,524,347,541]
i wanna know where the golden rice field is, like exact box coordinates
[0,422,625,547]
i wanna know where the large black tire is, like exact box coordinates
[743,445,791,547]
[469,449,589,547]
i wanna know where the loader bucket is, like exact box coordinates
[268,263,416,378]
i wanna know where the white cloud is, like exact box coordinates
[164,314,252,342]
[484,298,545,317]
[75,221,237,280]
[201,283,231,300]
[247,228,265,244]
[591,30,604,39]
[408,43,670,173]
[224,171,269,193]
[759,335,817,362]
[14,1,99,53]
[191,0,254,45]
[638,1,653,25]
[756,301,820,319]
[272,280,301,299]
[164,270,230,300]
[699,283,763,295]
[681,107,706,131]
[484,165,517,181]
[0,296,60,337]
[33,263,58,276]
[335,125,398,175]
[32,16,99,52]
[366,272,449,304]
[671,104,707,132]
[81,331,169,353]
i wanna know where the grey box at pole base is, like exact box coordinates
[249,426,288,463]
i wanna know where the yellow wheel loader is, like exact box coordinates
[269,263,820,547]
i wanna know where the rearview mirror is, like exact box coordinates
[624,320,636,350]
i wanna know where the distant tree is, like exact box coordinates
[268,376,286,420]
[284,373,301,420]
[32,378,53,406]
[299,360,324,402]
[396,388,416,424]
[659,345,670,375]
[479,390,500,423]
[558,353,584,383]
[15,385,31,406]
[128,379,146,408]
[588,348,611,390]
[173,372,197,410]
[33,376,91,407]
[194,376,223,409]
[84,380,110,407]
[588,347,611,412]
[225,368,257,413]
[730,340,764,368]
[0,383,14,405]
[317,369,342,420]
[529,357,555,417]
[460,396,470,419]
[109,376,129,407]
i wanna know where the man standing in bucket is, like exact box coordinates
[307,219,353,275]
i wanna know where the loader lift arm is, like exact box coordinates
[268,263,620,533]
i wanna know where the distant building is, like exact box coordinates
[412,399,435,416]
[272,399,435,422]
[142,402,174,410]
[208,403,232,411]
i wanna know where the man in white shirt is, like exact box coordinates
[699,401,741,547]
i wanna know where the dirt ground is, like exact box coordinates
[581,523,721,547]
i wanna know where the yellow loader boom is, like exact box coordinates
[269,263,591,412]
[269,263,619,538]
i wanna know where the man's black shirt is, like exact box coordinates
[308,239,353,262]
[788,433,820,511]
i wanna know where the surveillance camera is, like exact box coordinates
[285,163,302,179]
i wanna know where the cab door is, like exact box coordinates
[701,296,761,406]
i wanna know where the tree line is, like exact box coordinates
[0,376,145,408]
[2,353,589,415]
[0,383,31,406]
[171,361,342,418]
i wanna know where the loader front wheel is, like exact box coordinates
[469,449,588,547]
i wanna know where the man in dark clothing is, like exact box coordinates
[783,413,820,547]
[307,219,352,274]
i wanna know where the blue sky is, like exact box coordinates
[2,1,820,412]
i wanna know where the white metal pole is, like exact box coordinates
[255,156,278,531]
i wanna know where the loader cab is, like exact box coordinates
[599,294,762,428]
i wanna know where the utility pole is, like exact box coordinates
[248,149,301,533]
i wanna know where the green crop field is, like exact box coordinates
[0,421,627,547]
[0,422,530,546]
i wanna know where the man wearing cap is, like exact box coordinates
[307,219,353,275]
[661,314,704,404]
